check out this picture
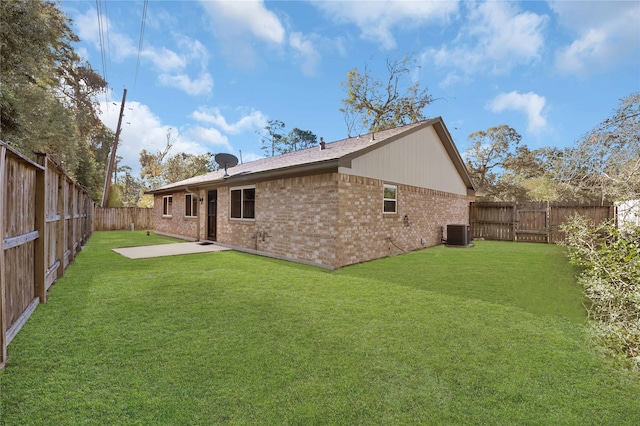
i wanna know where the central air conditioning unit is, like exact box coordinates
[447,224,471,246]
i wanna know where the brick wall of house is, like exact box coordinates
[154,172,468,269]
[215,187,256,248]
[215,173,340,268]
[335,174,469,267]
[153,192,199,239]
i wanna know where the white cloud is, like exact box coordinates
[188,127,232,152]
[158,72,214,96]
[176,35,211,68]
[198,1,324,75]
[435,72,468,89]
[551,1,640,76]
[200,0,285,44]
[99,101,173,176]
[142,46,186,73]
[312,0,458,50]
[72,9,212,96]
[289,32,321,76]
[488,91,547,133]
[191,108,267,134]
[73,10,137,61]
[199,0,286,68]
[427,2,546,76]
[99,100,232,176]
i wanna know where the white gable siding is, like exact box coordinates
[338,126,468,196]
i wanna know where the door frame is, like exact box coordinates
[207,189,217,241]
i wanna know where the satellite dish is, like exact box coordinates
[214,153,239,178]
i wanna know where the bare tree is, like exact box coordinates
[559,92,640,204]
[340,55,434,136]
[139,128,176,189]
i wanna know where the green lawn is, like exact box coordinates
[1,232,639,425]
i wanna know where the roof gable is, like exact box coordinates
[149,117,474,193]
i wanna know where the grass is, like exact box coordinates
[1,231,639,425]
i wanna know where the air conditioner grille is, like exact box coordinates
[447,224,469,246]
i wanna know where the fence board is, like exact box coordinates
[470,201,614,243]
[469,203,515,241]
[93,207,154,231]
[1,142,92,368]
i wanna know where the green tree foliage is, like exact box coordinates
[106,183,124,208]
[164,152,215,184]
[113,167,145,207]
[285,128,317,152]
[259,119,286,157]
[562,216,640,369]
[258,120,318,156]
[340,55,434,136]
[466,94,640,203]
[139,131,175,190]
[0,0,110,201]
[465,125,522,200]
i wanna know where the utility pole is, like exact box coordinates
[101,88,127,207]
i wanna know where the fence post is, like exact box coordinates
[0,146,7,368]
[55,167,65,279]
[34,161,46,303]
[511,203,517,241]
[469,202,475,239]
[546,201,551,244]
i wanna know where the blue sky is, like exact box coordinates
[61,0,640,175]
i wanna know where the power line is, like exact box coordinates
[95,0,109,104]
[95,0,108,86]
[103,0,111,67]
[134,0,149,91]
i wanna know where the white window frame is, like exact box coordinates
[230,185,256,220]
[162,195,173,217]
[383,184,397,214]
[185,193,198,218]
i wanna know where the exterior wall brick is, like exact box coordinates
[336,174,468,267]
[154,173,468,269]
[153,192,199,239]
[215,173,339,268]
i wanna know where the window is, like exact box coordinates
[162,195,173,216]
[383,184,397,214]
[230,186,256,219]
[185,194,198,217]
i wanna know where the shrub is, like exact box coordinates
[561,215,640,370]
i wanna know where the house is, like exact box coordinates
[616,199,640,230]
[147,117,475,269]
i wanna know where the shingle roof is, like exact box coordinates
[148,118,474,193]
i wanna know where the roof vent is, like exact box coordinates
[320,137,326,150]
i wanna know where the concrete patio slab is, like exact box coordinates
[113,242,231,259]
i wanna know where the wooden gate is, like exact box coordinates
[516,204,549,243]
[469,202,615,243]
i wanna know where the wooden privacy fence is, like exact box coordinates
[469,201,615,243]
[93,206,153,231]
[1,142,92,368]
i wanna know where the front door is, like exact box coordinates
[207,190,217,241]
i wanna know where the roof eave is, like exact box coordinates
[220,159,340,186]
[145,159,340,195]
[431,118,476,192]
